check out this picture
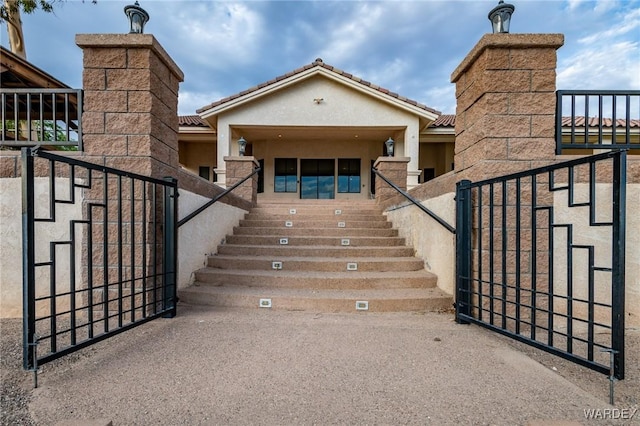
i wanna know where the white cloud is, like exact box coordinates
[423,85,456,115]
[578,7,640,44]
[164,2,265,69]
[558,40,640,89]
[178,90,224,116]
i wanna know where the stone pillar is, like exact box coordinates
[224,156,259,205]
[374,156,410,204]
[450,34,564,182]
[76,34,184,179]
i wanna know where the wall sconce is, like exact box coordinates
[237,136,247,156]
[488,0,515,34]
[124,1,150,34]
[385,137,395,157]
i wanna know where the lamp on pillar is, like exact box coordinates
[237,137,247,156]
[124,1,150,34]
[385,137,395,157]
[488,0,515,34]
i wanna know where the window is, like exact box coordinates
[338,159,361,193]
[198,166,210,181]
[274,158,297,192]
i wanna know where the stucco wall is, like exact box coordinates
[0,177,83,318]
[215,75,422,187]
[177,189,247,289]
[553,184,640,328]
[385,192,456,296]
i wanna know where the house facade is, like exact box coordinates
[178,58,455,200]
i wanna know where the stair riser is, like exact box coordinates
[244,213,387,222]
[179,291,451,313]
[207,257,425,272]
[232,227,399,237]
[239,220,392,229]
[224,235,406,247]
[217,246,415,257]
[192,273,436,289]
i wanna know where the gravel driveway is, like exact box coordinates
[1,303,638,425]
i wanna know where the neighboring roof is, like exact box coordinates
[179,115,208,127]
[429,114,456,128]
[0,46,70,89]
[561,116,640,128]
[196,58,441,118]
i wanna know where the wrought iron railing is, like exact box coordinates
[555,90,640,154]
[456,150,626,379]
[372,167,455,234]
[22,148,177,382]
[178,165,261,228]
[1,89,82,149]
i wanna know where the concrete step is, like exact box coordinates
[178,285,453,313]
[207,255,425,272]
[238,219,393,229]
[182,199,453,314]
[232,227,399,237]
[224,235,406,247]
[243,212,387,222]
[217,244,415,257]
[193,269,437,289]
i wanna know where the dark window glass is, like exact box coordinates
[337,158,361,193]
[274,158,297,192]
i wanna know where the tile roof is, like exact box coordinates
[178,112,640,130]
[179,115,208,127]
[196,58,441,116]
[429,114,456,127]
[561,116,640,128]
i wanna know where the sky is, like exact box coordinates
[1,0,638,116]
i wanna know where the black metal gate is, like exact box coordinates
[22,148,177,373]
[455,150,626,379]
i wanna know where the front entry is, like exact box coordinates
[300,159,335,199]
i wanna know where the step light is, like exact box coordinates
[338,222,346,228]
[285,221,293,227]
[279,238,289,245]
[356,301,369,311]
[347,262,358,271]
[259,298,272,308]
[335,209,342,215]
[341,239,350,246]
[272,261,283,270]
[289,208,297,215]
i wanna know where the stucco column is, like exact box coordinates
[373,156,410,205]
[224,156,259,205]
[76,34,184,179]
[450,33,563,182]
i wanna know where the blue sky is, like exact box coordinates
[2,0,639,116]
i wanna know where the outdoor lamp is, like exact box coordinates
[488,0,515,34]
[385,137,395,157]
[237,137,247,156]
[124,1,150,34]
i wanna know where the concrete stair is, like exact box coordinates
[179,200,453,313]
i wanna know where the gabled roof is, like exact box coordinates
[179,115,208,127]
[196,58,441,122]
[0,46,69,89]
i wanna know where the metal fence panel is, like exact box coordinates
[22,148,177,373]
[455,151,626,379]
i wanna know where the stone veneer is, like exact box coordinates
[374,156,410,206]
[224,156,260,205]
[75,34,184,180]
[451,33,564,182]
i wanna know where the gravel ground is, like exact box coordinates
[1,304,638,425]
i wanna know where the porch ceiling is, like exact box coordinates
[230,125,405,143]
